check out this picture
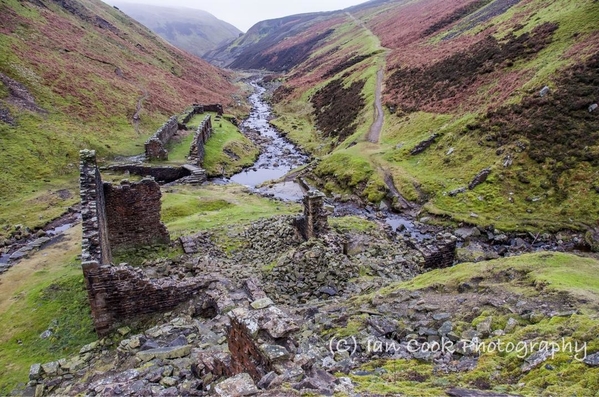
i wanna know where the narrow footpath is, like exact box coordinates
[346,11,387,144]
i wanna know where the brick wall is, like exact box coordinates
[103,179,170,251]
[82,261,214,336]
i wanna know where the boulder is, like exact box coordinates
[215,373,259,397]
[584,352,599,367]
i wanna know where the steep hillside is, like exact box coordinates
[0,0,239,237]
[222,0,599,232]
[110,2,242,58]
[204,12,336,69]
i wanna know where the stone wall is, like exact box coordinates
[227,305,299,382]
[418,237,457,269]
[145,104,222,162]
[189,115,213,166]
[79,150,185,335]
[104,179,170,251]
[80,150,112,265]
[181,103,223,124]
[82,261,214,336]
[202,103,224,116]
[145,116,179,161]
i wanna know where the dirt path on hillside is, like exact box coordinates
[345,12,386,144]
[0,226,81,314]
[367,69,385,143]
[133,90,149,134]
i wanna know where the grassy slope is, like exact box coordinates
[266,0,599,232]
[0,227,96,394]
[0,0,239,239]
[345,252,599,396]
[161,184,301,238]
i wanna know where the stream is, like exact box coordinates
[225,79,428,238]
[1,81,582,271]
[223,82,309,201]
[223,79,587,257]
[0,212,79,272]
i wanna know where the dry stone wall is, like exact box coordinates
[80,150,112,265]
[145,116,179,161]
[189,115,213,166]
[145,104,222,161]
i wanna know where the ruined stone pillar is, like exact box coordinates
[294,190,329,240]
[79,150,112,265]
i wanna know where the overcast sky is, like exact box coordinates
[103,0,367,32]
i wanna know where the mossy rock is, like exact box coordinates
[584,230,599,252]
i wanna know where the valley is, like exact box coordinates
[1,0,599,396]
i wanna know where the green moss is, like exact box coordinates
[383,252,599,304]
[346,253,599,396]
[111,244,183,267]
[315,151,374,190]
[330,216,377,233]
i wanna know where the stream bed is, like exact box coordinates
[223,80,428,237]
[0,212,79,272]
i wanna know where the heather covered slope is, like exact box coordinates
[109,2,242,58]
[224,0,599,232]
[0,0,238,235]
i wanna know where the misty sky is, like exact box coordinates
[103,0,367,32]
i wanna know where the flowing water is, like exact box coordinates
[227,82,309,200]
[227,80,428,237]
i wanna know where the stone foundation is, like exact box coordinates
[145,104,222,161]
